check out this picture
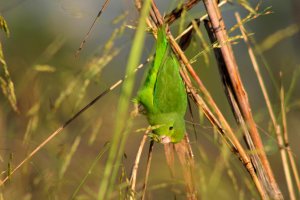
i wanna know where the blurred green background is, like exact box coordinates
[0,0,299,199]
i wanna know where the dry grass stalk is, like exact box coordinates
[236,12,298,199]
[128,133,148,199]
[141,140,154,200]
[280,76,297,200]
[179,60,266,199]
[282,116,300,192]
[0,126,63,186]
[202,0,282,198]
[203,18,270,199]
[76,0,111,57]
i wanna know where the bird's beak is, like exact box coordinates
[160,135,171,144]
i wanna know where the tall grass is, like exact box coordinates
[0,1,299,200]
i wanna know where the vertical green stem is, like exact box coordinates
[97,1,151,199]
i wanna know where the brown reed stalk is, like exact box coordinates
[202,0,282,198]
[203,18,269,198]
[236,12,298,199]
[179,55,266,199]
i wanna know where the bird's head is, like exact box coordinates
[148,113,185,144]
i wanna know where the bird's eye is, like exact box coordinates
[169,126,173,130]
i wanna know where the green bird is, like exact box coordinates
[136,26,187,144]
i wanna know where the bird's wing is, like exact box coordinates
[154,49,187,115]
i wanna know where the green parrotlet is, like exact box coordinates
[136,26,187,144]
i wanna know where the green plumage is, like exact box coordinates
[137,26,187,143]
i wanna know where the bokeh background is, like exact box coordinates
[0,0,299,199]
